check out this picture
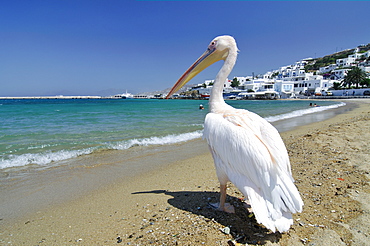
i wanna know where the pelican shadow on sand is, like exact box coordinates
[132,189,282,245]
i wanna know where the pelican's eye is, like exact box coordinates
[208,41,217,51]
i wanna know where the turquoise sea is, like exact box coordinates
[0,99,345,173]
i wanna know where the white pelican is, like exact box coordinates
[166,35,303,233]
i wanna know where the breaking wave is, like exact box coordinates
[265,102,346,122]
[108,130,203,150]
[0,130,204,169]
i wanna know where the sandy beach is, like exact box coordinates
[0,99,369,245]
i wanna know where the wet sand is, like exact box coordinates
[0,99,369,245]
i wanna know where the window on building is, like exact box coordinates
[283,85,292,91]
[264,85,273,89]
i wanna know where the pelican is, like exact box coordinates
[166,35,303,233]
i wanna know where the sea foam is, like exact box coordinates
[0,131,204,169]
[264,102,346,122]
[108,130,203,150]
[0,149,94,169]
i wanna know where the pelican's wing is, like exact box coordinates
[226,109,292,177]
[203,109,303,232]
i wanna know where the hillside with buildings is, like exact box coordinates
[305,43,370,72]
[150,43,370,100]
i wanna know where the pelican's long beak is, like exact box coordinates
[166,46,223,99]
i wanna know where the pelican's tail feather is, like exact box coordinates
[233,174,303,233]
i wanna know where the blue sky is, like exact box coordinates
[1,1,370,96]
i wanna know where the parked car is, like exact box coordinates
[364,90,370,96]
[323,91,333,96]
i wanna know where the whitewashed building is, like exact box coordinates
[319,64,338,74]
[331,68,350,80]
[359,61,370,73]
[336,57,356,67]
[319,49,370,76]
[362,50,370,58]
[274,81,295,98]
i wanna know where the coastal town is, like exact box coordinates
[161,43,370,100]
[126,43,370,100]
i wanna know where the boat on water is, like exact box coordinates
[113,90,134,99]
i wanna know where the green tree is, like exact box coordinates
[332,82,341,90]
[343,67,367,88]
[230,78,240,88]
[360,78,370,88]
[271,72,279,78]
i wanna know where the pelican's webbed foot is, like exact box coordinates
[209,202,235,213]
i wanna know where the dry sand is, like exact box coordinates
[0,99,369,245]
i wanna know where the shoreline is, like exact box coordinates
[0,99,369,245]
[0,100,350,223]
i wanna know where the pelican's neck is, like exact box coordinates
[209,50,237,113]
